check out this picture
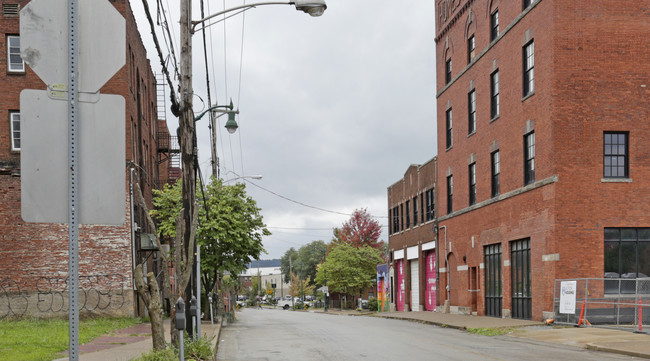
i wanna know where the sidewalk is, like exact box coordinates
[54,319,221,361]
[355,310,650,359]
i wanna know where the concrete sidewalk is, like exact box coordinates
[54,319,222,361]
[367,311,650,359]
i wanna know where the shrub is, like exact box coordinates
[367,297,378,311]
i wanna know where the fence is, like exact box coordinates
[553,278,650,331]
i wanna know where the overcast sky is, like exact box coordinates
[132,0,437,259]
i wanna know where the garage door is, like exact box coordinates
[410,260,420,312]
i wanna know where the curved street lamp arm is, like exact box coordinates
[191,2,293,33]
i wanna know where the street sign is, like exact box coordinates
[20,90,125,224]
[20,0,125,93]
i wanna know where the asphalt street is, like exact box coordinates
[216,308,638,361]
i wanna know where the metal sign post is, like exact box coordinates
[67,0,80,359]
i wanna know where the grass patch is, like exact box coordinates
[0,317,141,361]
[466,327,516,336]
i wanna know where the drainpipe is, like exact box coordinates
[130,167,137,291]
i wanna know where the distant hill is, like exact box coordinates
[248,259,281,268]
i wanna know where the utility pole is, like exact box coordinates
[179,0,197,337]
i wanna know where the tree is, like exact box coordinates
[297,241,327,286]
[197,178,269,306]
[332,208,383,250]
[315,243,383,306]
[147,177,268,345]
[280,248,299,284]
[289,272,315,300]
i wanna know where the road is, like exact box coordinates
[216,308,637,361]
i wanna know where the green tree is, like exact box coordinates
[197,178,269,299]
[297,240,327,286]
[315,243,383,305]
[280,248,299,284]
[289,272,315,300]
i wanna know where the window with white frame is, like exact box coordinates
[7,35,24,73]
[10,111,20,151]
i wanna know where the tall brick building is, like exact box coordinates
[0,0,178,318]
[435,0,649,320]
[387,157,437,312]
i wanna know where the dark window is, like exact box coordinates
[490,10,499,41]
[484,243,503,317]
[412,196,418,227]
[491,150,500,197]
[523,0,532,9]
[469,163,476,206]
[468,90,476,134]
[405,200,411,229]
[490,71,499,119]
[425,189,435,221]
[523,41,535,97]
[445,58,452,84]
[604,132,629,178]
[604,228,650,294]
[446,175,453,214]
[392,206,399,234]
[511,239,532,320]
[446,108,453,148]
[467,34,475,63]
[524,132,535,185]
[400,204,404,231]
[10,111,20,151]
[420,193,425,224]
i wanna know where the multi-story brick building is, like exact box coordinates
[435,0,649,320]
[387,157,437,312]
[0,0,178,318]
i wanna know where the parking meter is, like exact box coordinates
[174,297,186,330]
[189,296,198,317]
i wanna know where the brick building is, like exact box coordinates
[435,0,649,320]
[387,157,437,312]
[0,0,178,318]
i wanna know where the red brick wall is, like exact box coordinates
[388,157,437,310]
[0,0,167,318]
[435,0,649,320]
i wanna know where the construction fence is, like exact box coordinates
[553,278,650,331]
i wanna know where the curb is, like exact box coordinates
[585,343,650,360]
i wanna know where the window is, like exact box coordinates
[10,111,20,151]
[523,41,535,97]
[524,132,535,185]
[400,204,404,231]
[405,200,411,229]
[391,206,399,234]
[446,108,453,148]
[446,175,453,214]
[604,228,650,294]
[7,35,24,72]
[491,151,500,197]
[412,196,418,227]
[445,58,452,84]
[490,10,499,41]
[467,34,475,63]
[468,90,476,134]
[420,193,425,224]
[469,163,476,206]
[425,189,435,221]
[490,71,500,119]
[523,0,532,9]
[604,132,629,178]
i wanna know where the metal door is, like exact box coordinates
[410,260,420,311]
[484,243,502,317]
[425,250,437,311]
[511,239,532,319]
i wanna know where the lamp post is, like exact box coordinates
[177,0,326,336]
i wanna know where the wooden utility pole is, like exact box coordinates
[179,0,197,336]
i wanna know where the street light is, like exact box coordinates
[191,1,327,33]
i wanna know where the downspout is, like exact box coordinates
[438,225,449,309]
[129,167,137,316]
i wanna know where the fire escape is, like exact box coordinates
[156,73,181,187]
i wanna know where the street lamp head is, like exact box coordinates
[293,0,327,17]
[225,111,238,134]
